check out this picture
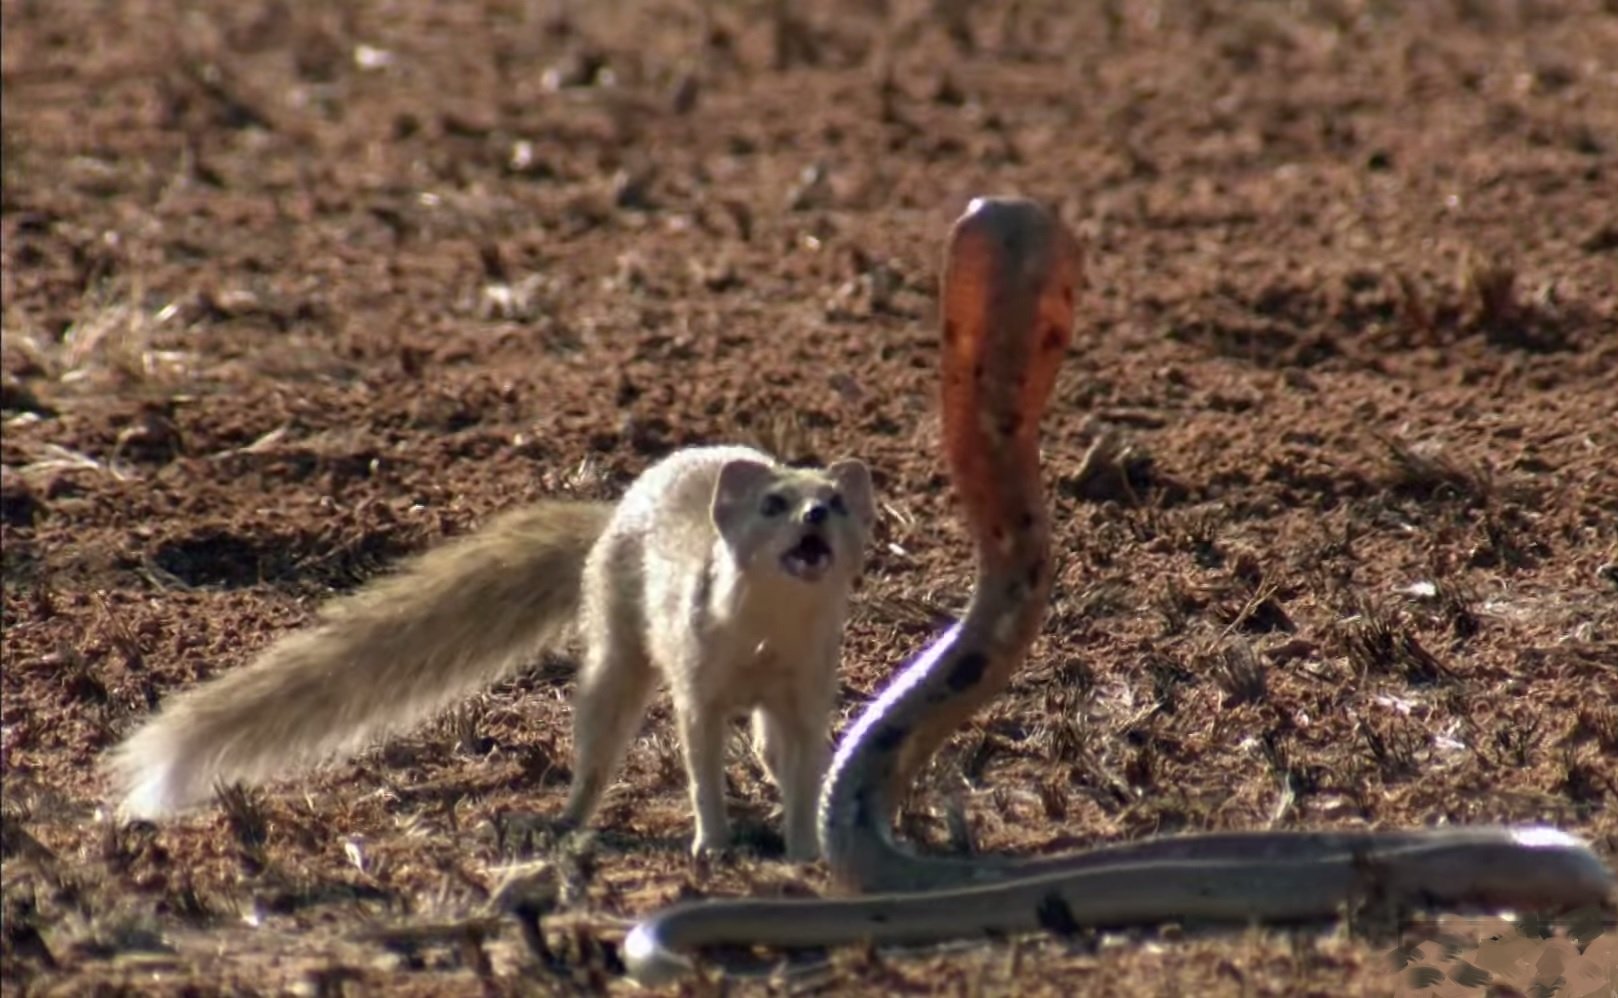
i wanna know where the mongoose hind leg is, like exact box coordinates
[563,636,656,829]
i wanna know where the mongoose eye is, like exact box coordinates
[828,493,848,517]
[760,493,790,517]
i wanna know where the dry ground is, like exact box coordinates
[4,1,1617,994]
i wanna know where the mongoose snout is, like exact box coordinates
[780,530,835,581]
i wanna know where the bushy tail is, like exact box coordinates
[108,500,615,819]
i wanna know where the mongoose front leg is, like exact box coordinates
[754,688,833,862]
[674,685,733,856]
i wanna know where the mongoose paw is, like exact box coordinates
[687,839,737,874]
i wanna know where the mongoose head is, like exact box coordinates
[711,458,874,585]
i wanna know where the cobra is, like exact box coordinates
[623,197,1615,984]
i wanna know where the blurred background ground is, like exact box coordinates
[3,0,1616,994]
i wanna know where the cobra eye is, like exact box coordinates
[828,493,848,517]
[760,493,790,517]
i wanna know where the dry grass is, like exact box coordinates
[1373,432,1493,506]
[1382,247,1577,352]
[1206,638,1269,707]
[53,282,193,393]
[1338,596,1452,685]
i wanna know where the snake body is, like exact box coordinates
[623,198,1615,984]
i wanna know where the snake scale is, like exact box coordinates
[622,197,1616,984]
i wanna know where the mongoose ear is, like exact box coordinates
[828,459,875,527]
[712,458,776,539]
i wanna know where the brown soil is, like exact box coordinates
[4,1,1617,995]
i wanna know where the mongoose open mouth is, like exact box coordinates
[780,532,834,581]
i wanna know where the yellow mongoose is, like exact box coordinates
[107,445,874,859]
